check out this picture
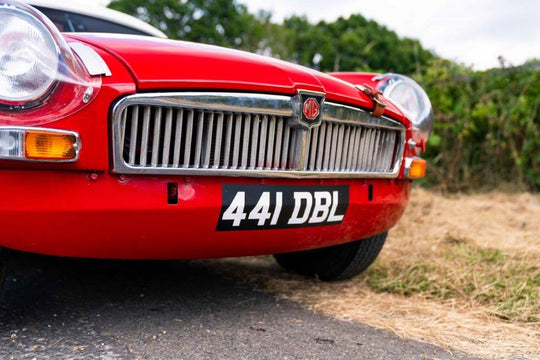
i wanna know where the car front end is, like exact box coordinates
[0,0,432,282]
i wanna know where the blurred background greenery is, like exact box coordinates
[109,0,540,192]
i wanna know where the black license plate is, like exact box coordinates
[217,184,349,231]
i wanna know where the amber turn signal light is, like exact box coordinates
[405,157,427,179]
[25,130,79,161]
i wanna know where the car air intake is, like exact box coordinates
[111,92,405,178]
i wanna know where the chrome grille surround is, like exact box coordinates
[111,92,406,178]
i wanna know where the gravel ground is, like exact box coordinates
[0,252,477,359]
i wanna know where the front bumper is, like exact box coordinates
[0,170,410,259]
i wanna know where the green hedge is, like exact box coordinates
[417,59,540,192]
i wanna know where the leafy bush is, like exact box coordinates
[419,59,540,191]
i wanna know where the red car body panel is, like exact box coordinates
[0,170,410,259]
[66,34,380,112]
[0,32,416,259]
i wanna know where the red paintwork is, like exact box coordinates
[66,34,378,112]
[0,34,415,259]
[0,170,410,259]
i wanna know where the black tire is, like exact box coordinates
[273,232,387,281]
[0,247,8,293]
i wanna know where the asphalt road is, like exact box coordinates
[0,252,477,359]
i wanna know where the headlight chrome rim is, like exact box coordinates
[0,4,60,105]
[375,73,433,140]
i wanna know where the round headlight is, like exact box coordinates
[375,74,433,139]
[0,5,59,104]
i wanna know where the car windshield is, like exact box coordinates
[34,6,153,36]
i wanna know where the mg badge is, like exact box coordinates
[291,90,325,129]
[303,98,320,120]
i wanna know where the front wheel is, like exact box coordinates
[273,232,387,281]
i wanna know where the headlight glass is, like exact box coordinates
[0,6,59,103]
[376,73,433,140]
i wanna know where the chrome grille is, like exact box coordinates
[122,108,293,170]
[304,123,398,172]
[112,92,405,178]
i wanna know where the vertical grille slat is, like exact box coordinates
[369,130,381,171]
[120,108,127,153]
[322,123,332,171]
[335,124,345,170]
[213,112,224,169]
[193,111,204,167]
[329,123,339,170]
[150,107,161,167]
[266,116,276,169]
[280,123,290,169]
[351,127,361,170]
[273,117,283,169]
[203,112,214,168]
[128,105,139,165]
[241,114,251,169]
[373,131,386,172]
[139,106,150,166]
[116,97,405,177]
[232,114,242,169]
[367,128,376,170]
[341,126,350,171]
[379,132,388,172]
[387,132,397,170]
[172,109,184,168]
[250,115,260,169]
[223,114,233,168]
[316,123,326,171]
[258,116,268,169]
[183,110,194,167]
[345,127,355,171]
[359,128,370,171]
[162,108,173,166]
[308,126,319,171]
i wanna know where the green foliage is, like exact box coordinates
[418,59,540,191]
[266,14,434,73]
[108,0,271,51]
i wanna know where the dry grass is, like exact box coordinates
[211,188,540,359]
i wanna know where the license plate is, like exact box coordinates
[217,184,349,231]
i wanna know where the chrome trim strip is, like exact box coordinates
[113,92,294,117]
[110,166,401,179]
[111,92,406,178]
[69,42,112,77]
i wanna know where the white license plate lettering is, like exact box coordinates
[217,185,349,231]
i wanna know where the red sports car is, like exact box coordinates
[0,0,433,290]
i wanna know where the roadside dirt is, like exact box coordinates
[214,188,540,359]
